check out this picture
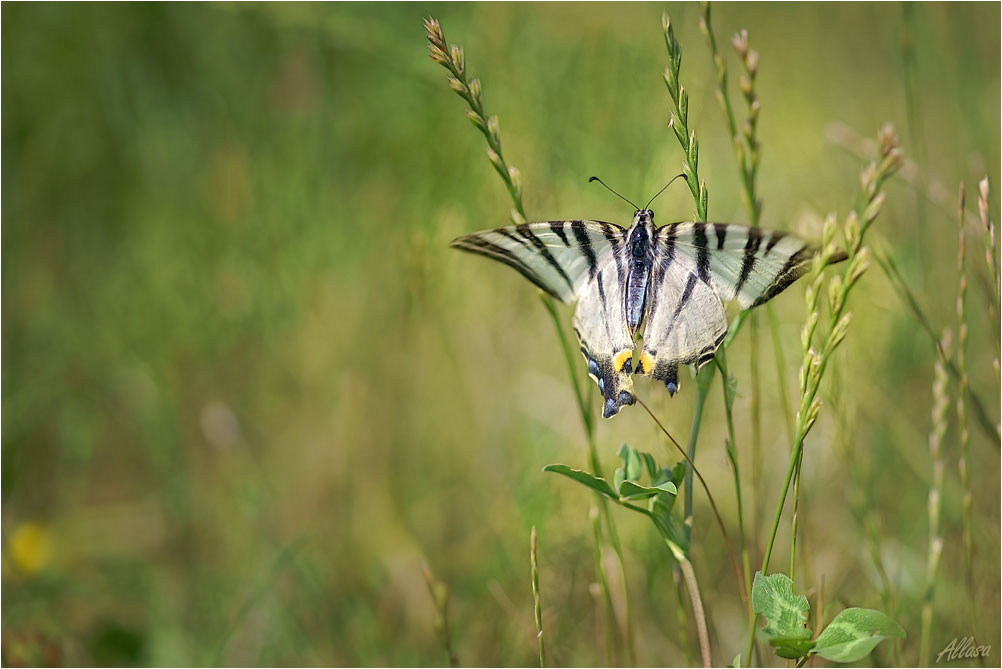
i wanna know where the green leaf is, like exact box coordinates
[649,492,689,555]
[542,464,617,499]
[617,480,677,500]
[641,452,659,480]
[613,465,626,494]
[751,572,812,642]
[616,443,643,482]
[728,653,741,668]
[812,608,905,663]
[769,636,815,660]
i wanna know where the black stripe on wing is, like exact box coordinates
[570,220,599,279]
[451,235,563,299]
[734,227,764,297]
[516,223,575,292]
[750,244,813,307]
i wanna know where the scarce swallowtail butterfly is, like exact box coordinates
[451,177,825,419]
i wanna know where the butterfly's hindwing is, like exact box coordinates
[636,227,729,394]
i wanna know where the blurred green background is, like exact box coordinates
[2,3,999,666]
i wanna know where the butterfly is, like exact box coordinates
[451,185,821,419]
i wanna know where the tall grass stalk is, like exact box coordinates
[978,177,1000,387]
[424,18,635,663]
[714,353,753,607]
[637,396,746,610]
[422,563,459,667]
[920,330,950,666]
[662,10,711,552]
[530,526,546,668]
[699,2,801,590]
[744,125,901,665]
[661,11,750,618]
[955,183,979,649]
[875,247,1000,441]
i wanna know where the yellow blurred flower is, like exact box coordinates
[9,522,54,576]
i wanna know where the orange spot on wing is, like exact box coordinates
[613,350,632,373]
[638,352,655,375]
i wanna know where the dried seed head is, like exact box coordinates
[424,17,445,48]
[828,275,844,314]
[878,123,899,158]
[508,166,523,199]
[844,211,861,254]
[801,310,819,350]
[847,247,871,286]
[863,190,886,225]
[746,49,759,77]
[803,396,822,434]
[468,78,482,106]
[828,312,853,350]
[739,75,752,98]
[879,148,903,180]
[466,110,487,133]
[450,44,465,77]
[860,164,877,199]
[486,147,503,171]
[428,45,450,65]
[732,30,748,58]
[822,213,838,248]
[486,115,501,145]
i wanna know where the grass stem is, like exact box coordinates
[425,18,634,662]
[920,330,950,666]
[530,526,547,668]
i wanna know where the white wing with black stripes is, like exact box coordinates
[636,221,818,394]
[451,220,638,417]
[452,213,823,417]
[670,222,816,309]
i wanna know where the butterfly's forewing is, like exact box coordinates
[635,224,728,394]
[451,221,622,303]
[670,222,816,309]
[451,220,637,418]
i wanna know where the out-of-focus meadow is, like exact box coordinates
[2,3,1000,666]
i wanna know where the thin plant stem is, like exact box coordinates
[662,13,710,552]
[715,352,753,613]
[422,563,459,668]
[636,396,748,611]
[684,377,709,545]
[425,18,634,662]
[541,296,636,664]
[978,177,1001,387]
[530,526,546,668]
[901,2,929,275]
[590,506,615,665]
[678,554,712,668]
[744,126,902,665]
[700,5,801,582]
[920,331,950,666]
[672,566,694,666]
[875,247,999,441]
[956,183,980,654]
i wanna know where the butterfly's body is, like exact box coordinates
[452,209,818,418]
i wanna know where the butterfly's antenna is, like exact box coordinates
[588,176,640,210]
[644,173,687,210]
